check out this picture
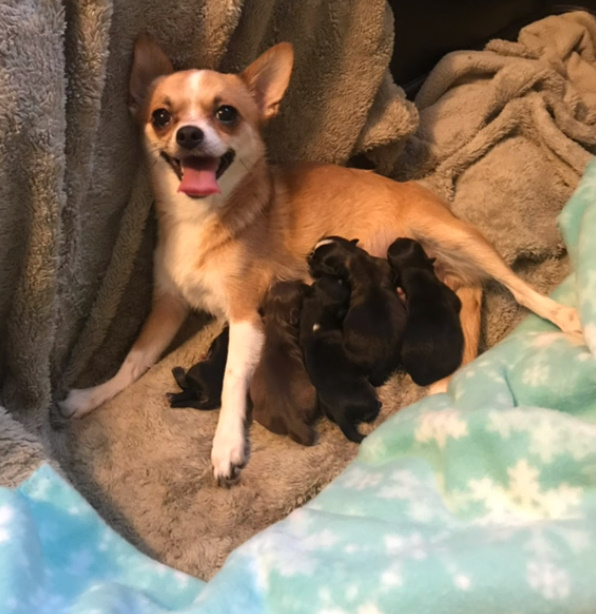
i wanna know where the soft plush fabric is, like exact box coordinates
[0,464,204,614]
[2,4,596,581]
[3,157,596,614]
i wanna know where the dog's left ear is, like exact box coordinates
[350,238,359,246]
[240,42,294,122]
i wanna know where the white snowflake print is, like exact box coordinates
[340,467,383,491]
[381,562,404,588]
[464,460,582,520]
[527,561,570,600]
[379,469,423,500]
[486,409,596,464]
[385,533,427,560]
[415,410,468,448]
[0,504,15,544]
[454,574,472,590]
[521,362,550,387]
[303,529,339,550]
[358,604,385,614]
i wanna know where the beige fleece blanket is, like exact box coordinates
[2,5,596,580]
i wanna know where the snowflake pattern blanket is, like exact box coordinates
[3,159,596,613]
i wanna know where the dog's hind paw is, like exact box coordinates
[554,305,583,338]
[58,388,102,419]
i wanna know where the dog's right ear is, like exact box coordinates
[350,238,359,246]
[129,34,174,118]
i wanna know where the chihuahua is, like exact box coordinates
[388,239,464,386]
[300,274,381,443]
[308,236,406,387]
[167,326,229,410]
[249,281,319,446]
[60,36,582,484]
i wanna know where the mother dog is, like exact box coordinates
[60,37,581,483]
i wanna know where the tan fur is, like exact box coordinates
[60,37,582,482]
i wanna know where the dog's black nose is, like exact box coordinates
[176,126,204,149]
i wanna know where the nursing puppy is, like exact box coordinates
[167,326,228,410]
[309,236,406,387]
[300,274,381,443]
[250,281,319,446]
[59,37,582,484]
[388,239,464,386]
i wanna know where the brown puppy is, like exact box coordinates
[60,37,582,483]
[250,281,319,446]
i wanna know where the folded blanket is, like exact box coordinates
[4,157,596,614]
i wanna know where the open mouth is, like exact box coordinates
[161,150,235,198]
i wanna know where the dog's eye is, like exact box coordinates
[152,108,172,129]
[215,105,238,123]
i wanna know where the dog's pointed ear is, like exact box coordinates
[129,35,174,118]
[240,42,294,122]
[350,238,359,246]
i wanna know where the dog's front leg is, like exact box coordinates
[211,316,264,484]
[60,291,188,418]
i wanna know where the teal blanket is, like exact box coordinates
[3,159,596,613]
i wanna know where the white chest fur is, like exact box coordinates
[155,209,231,318]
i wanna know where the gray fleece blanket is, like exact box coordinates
[2,4,596,580]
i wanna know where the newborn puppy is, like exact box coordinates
[308,236,406,387]
[168,326,228,410]
[300,273,381,443]
[250,281,320,446]
[387,238,464,386]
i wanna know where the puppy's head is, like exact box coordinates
[311,274,351,316]
[307,236,359,279]
[129,35,294,202]
[387,238,435,277]
[262,281,307,326]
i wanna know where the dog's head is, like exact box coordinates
[387,238,435,280]
[307,236,359,279]
[262,281,308,327]
[129,35,294,204]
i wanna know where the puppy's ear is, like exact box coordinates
[289,307,301,326]
[240,42,294,122]
[350,238,359,246]
[129,34,174,118]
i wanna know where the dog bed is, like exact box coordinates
[2,156,596,614]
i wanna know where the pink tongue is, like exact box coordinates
[178,157,220,197]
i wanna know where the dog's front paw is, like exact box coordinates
[58,388,102,419]
[211,424,247,486]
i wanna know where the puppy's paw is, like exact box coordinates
[58,388,102,419]
[211,425,247,486]
[555,305,583,338]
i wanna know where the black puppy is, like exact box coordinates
[250,281,320,446]
[308,236,406,387]
[300,273,381,443]
[387,238,464,386]
[168,326,228,409]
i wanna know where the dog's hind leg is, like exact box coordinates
[414,215,581,336]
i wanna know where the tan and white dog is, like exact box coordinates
[60,36,582,483]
